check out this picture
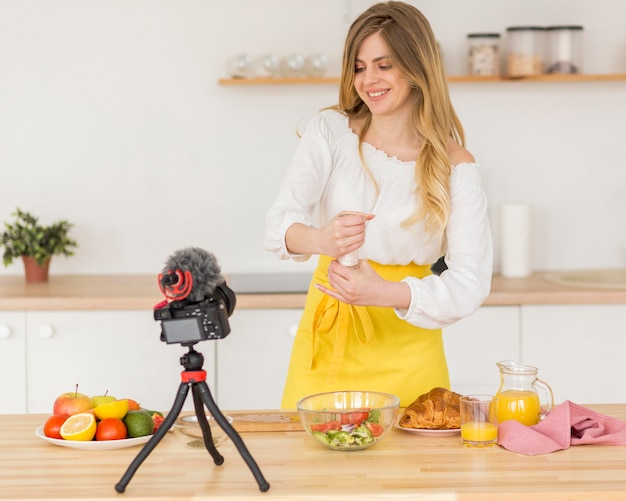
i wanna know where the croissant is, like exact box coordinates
[398,387,462,430]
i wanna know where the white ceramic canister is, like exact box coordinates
[546,25,583,74]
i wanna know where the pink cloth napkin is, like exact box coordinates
[497,400,626,455]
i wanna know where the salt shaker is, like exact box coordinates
[338,251,359,268]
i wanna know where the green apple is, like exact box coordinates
[91,391,117,408]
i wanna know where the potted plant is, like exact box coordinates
[1,208,78,282]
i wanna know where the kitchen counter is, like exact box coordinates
[1,271,626,311]
[2,406,626,500]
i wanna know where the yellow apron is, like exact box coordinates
[281,255,450,409]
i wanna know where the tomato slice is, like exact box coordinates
[152,414,165,432]
[310,421,341,433]
[340,411,369,426]
[366,422,384,437]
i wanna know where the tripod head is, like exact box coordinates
[180,345,204,372]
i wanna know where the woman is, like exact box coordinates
[264,1,493,409]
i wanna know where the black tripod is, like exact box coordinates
[115,345,270,494]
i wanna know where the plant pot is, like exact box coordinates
[22,256,51,283]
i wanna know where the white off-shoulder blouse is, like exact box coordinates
[265,109,493,329]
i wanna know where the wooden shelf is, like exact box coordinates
[218,73,626,86]
[218,77,340,86]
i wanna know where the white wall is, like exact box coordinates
[1,0,625,277]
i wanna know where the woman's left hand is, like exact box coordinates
[315,260,411,309]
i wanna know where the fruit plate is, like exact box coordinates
[393,417,460,436]
[35,426,152,451]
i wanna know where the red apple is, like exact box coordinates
[53,390,94,417]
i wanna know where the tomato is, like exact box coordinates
[152,414,165,432]
[310,421,341,433]
[366,422,384,437]
[340,411,370,426]
[43,415,68,439]
[95,417,128,441]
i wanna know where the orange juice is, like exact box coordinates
[461,422,498,445]
[496,390,541,425]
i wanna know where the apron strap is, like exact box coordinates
[312,294,375,384]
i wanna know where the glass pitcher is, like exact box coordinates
[495,360,554,426]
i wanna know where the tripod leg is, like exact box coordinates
[196,381,270,492]
[191,384,224,465]
[115,381,190,493]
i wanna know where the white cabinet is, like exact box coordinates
[0,312,27,413]
[24,311,215,414]
[215,309,301,410]
[443,306,520,396]
[521,305,626,404]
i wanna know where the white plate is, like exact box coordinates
[393,416,460,436]
[35,426,152,451]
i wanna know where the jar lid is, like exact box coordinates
[467,33,501,38]
[506,26,546,32]
[546,25,584,31]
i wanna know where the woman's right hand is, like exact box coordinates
[284,211,374,257]
[318,211,374,259]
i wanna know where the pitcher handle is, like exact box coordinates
[536,378,554,420]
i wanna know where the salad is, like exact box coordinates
[308,409,385,450]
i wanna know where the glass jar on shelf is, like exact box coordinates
[505,26,546,77]
[467,33,501,76]
[546,25,583,74]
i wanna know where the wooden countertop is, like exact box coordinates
[2,406,626,500]
[1,271,626,311]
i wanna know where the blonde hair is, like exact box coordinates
[336,1,465,236]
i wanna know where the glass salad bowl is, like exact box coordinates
[296,391,400,451]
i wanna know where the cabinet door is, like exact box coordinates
[215,309,301,410]
[0,312,27,413]
[443,306,520,395]
[522,305,626,404]
[26,311,216,414]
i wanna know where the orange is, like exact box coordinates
[126,399,141,411]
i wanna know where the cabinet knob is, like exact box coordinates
[38,324,54,339]
[0,325,11,340]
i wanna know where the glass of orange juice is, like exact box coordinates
[460,395,498,447]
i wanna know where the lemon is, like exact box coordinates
[60,412,97,441]
[124,410,155,438]
[94,399,129,420]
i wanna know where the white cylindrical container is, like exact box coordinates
[546,25,583,74]
[499,204,532,278]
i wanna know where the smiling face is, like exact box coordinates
[353,32,415,119]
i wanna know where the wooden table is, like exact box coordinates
[2,406,626,500]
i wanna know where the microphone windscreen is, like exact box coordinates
[161,247,225,302]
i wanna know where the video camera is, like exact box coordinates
[153,247,236,346]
